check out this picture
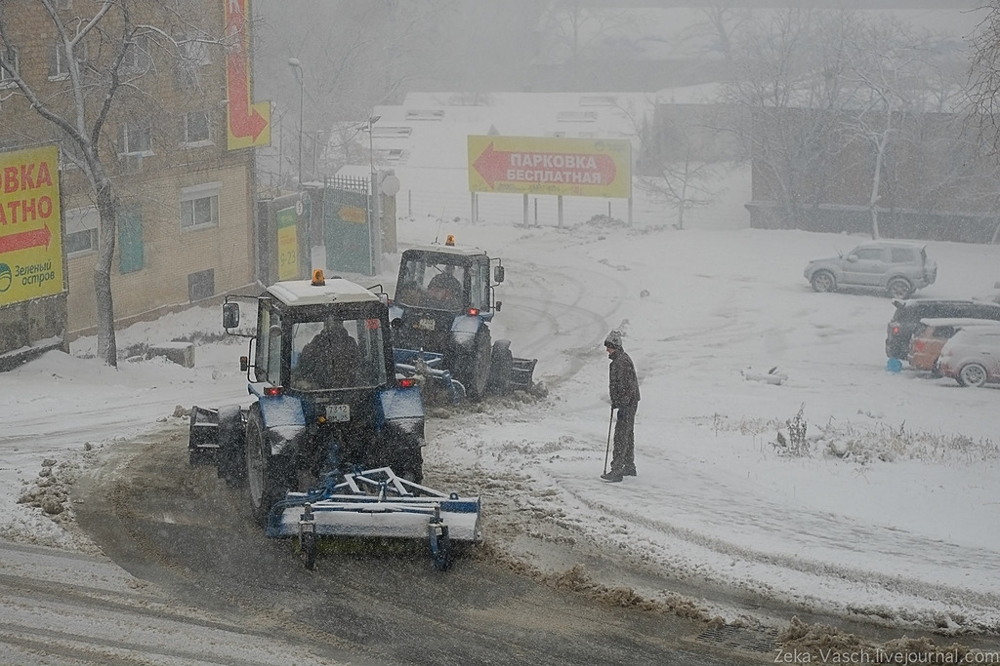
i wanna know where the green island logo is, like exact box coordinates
[0,263,11,293]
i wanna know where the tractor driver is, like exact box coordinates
[296,317,363,389]
[426,264,462,309]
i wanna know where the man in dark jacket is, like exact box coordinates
[297,318,362,389]
[602,330,640,482]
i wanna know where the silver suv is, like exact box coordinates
[804,240,937,299]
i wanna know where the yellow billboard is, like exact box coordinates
[276,206,298,280]
[225,0,271,150]
[468,135,632,198]
[0,145,64,306]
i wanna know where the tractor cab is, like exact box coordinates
[392,236,504,315]
[225,271,395,397]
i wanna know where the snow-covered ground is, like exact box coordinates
[4,166,1000,645]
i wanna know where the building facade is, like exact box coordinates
[0,0,257,356]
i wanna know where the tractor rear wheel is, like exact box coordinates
[245,405,293,527]
[458,329,492,402]
[487,340,513,396]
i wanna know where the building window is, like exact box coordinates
[48,42,83,80]
[65,206,99,256]
[118,204,144,274]
[176,32,211,89]
[1,47,18,88]
[125,34,152,73]
[180,182,221,230]
[120,120,152,155]
[188,269,215,301]
[182,111,211,145]
[178,32,212,66]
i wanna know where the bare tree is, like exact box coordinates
[255,0,454,187]
[722,7,852,229]
[536,0,639,90]
[688,2,752,74]
[0,0,224,366]
[724,7,978,239]
[840,18,944,239]
[969,0,1000,155]
[639,145,717,230]
[967,0,1000,243]
[620,99,721,230]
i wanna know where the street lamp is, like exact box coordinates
[287,57,304,187]
[365,115,381,179]
[360,115,381,275]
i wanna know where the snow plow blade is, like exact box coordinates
[187,405,220,463]
[266,467,481,571]
[511,356,538,391]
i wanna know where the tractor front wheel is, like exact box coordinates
[457,330,492,402]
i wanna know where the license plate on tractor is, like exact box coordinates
[418,318,436,331]
[326,404,350,422]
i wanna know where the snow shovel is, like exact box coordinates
[603,406,614,474]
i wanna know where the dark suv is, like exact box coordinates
[885,299,1000,360]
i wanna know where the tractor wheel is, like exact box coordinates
[397,444,424,485]
[245,405,293,527]
[458,329,492,402]
[810,270,836,293]
[487,340,514,396]
[216,405,246,487]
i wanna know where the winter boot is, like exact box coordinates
[601,471,623,482]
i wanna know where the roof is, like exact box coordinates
[403,243,489,259]
[267,278,379,307]
[857,240,925,247]
[918,318,1000,328]
[897,298,1000,306]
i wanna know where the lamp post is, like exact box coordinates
[287,57,304,187]
[364,115,380,180]
[361,115,381,275]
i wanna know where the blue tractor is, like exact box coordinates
[188,272,480,570]
[389,236,537,402]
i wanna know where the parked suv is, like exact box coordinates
[804,240,937,299]
[885,299,1000,360]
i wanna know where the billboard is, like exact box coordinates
[0,145,64,306]
[225,0,271,150]
[468,135,632,198]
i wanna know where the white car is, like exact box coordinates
[937,326,1000,387]
[804,240,937,299]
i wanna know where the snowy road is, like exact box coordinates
[3,218,1000,663]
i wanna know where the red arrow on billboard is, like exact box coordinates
[472,142,617,189]
[225,0,267,141]
[0,225,51,254]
